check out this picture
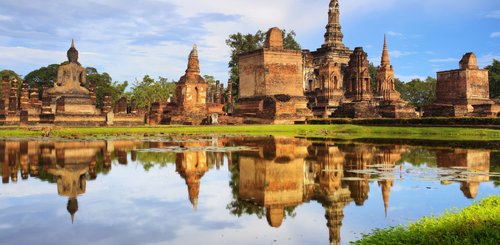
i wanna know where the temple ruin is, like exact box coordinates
[149,45,227,125]
[235,27,312,124]
[424,52,499,117]
[0,40,144,126]
[0,0,497,127]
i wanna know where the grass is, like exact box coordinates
[354,195,500,245]
[0,124,498,141]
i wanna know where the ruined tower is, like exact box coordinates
[375,35,400,101]
[236,27,312,124]
[345,47,372,102]
[175,44,208,113]
[323,0,346,49]
[424,52,498,117]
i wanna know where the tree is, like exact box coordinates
[23,64,59,89]
[24,64,126,106]
[87,71,128,108]
[203,75,217,85]
[131,75,176,113]
[0,70,23,98]
[0,69,23,82]
[485,59,500,99]
[396,77,436,110]
[226,29,301,101]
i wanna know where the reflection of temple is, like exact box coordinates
[238,137,309,227]
[373,145,405,216]
[342,144,373,206]
[307,142,352,245]
[232,139,413,245]
[436,149,491,199]
[0,140,142,222]
[175,146,208,210]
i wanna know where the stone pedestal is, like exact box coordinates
[333,101,380,118]
[471,103,500,117]
[55,96,99,115]
[237,95,312,124]
[378,100,418,118]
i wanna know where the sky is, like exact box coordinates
[0,0,499,85]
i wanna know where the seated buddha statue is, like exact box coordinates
[46,39,89,96]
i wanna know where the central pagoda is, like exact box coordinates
[303,0,353,117]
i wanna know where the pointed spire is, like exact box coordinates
[323,0,346,48]
[71,213,75,224]
[186,44,200,75]
[379,180,392,219]
[71,38,75,48]
[381,34,390,67]
[190,44,198,57]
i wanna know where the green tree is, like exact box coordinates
[87,71,128,108]
[397,77,436,110]
[226,29,301,101]
[485,59,500,99]
[0,70,23,98]
[203,75,217,85]
[23,64,59,89]
[0,69,23,82]
[131,75,176,113]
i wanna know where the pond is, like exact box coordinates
[0,136,498,244]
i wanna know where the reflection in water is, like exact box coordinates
[436,149,490,199]
[0,137,497,245]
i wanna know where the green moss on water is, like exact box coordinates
[354,195,500,245]
[0,125,499,141]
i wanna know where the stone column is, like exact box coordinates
[227,79,233,106]
[102,95,112,114]
[214,80,221,104]
[1,76,10,111]
[20,80,30,110]
[219,84,225,104]
[29,87,41,109]
[8,79,18,114]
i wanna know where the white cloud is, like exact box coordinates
[485,10,500,19]
[0,0,497,85]
[0,14,12,21]
[477,54,500,68]
[490,32,500,38]
[387,31,404,37]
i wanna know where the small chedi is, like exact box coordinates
[424,52,499,117]
[235,27,312,124]
[0,40,143,126]
[375,36,417,118]
[149,45,227,125]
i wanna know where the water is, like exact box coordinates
[0,136,498,245]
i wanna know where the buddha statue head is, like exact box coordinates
[67,39,79,63]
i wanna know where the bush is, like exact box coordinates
[354,195,500,244]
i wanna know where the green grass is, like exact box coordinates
[0,124,499,141]
[354,195,500,245]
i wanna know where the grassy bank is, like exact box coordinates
[354,195,500,244]
[0,124,498,141]
[308,117,500,127]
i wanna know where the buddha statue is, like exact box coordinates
[46,39,89,96]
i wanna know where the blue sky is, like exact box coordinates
[0,0,499,85]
